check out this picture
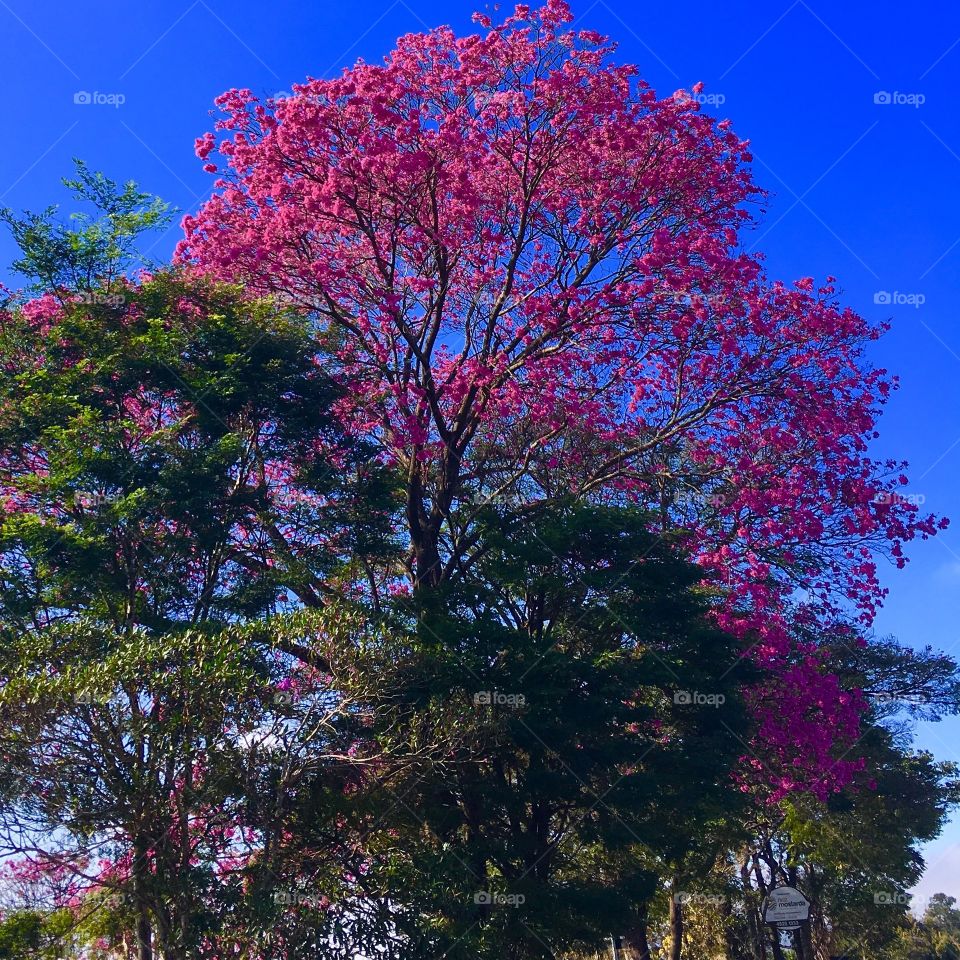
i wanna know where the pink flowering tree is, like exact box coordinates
[178,0,943,797]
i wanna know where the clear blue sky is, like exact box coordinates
[1,0,958,906]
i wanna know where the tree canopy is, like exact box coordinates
[0,4,956,960]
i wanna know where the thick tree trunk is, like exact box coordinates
[132,835,153,960]
[406,458,446,589]
[796,920,817,960]
[769,930,787,960]
[624,920,652,960]
[132,894,153,960]
[669,889,683,960]
[135,910,152,960]
[412,535,443,588]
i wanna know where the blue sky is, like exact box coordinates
[1,0,958,906]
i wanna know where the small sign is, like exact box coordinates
[764,886,810,924]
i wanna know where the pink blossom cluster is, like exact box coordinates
[174,1,943,796]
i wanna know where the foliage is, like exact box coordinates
[0,3,956,959]
[302,503,755,959]
[179,0,945,797]
[0,160,171,299]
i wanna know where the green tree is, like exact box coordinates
[0,263,399,959]
[0,160,170,300]
[0,907,77,959]
[890,899,960,960]
[659,636,960,960]
[302,503,756,960]
[924,895,960,936]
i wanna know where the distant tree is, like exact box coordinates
[0,160,170,303]
[0,907,78,959]
[644,635,960,960]
[924,895,960,936]
[890,896,960,960]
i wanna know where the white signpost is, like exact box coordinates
[764,886,811,930]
